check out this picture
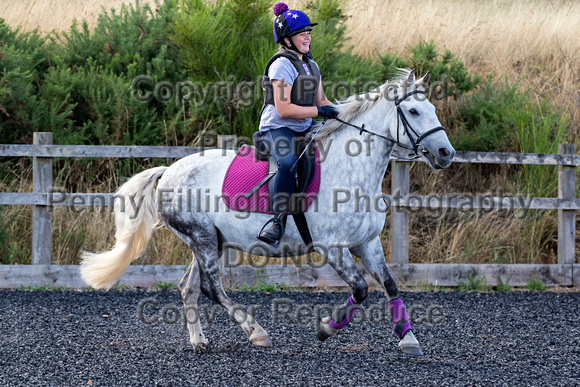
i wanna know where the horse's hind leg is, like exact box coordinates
[179,255,209,348]
[350,237,423,356]
[169,223,272,347]
[196,249,272,347]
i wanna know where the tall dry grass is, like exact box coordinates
[0,0,157,35]
[339,0,580,136]
[0,159,190,266]
[391,163,561,265]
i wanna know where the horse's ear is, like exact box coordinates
[406,69,415,85]
[416,71,430,89]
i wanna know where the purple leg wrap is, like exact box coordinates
[388,298,412,339]
[329,296,360,329]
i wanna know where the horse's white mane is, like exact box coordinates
[312,68,413,139]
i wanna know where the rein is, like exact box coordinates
[335,90,446,158]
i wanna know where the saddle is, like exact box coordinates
[221,133,321,246]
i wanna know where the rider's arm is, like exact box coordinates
[272,79,318,119]
[315,81,333,107]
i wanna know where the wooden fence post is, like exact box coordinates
[217,135,238,286]
[558,143,576,265]
[32,132,53,265]
[390,160,410,264]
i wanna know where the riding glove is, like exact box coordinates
[317,105,339,119]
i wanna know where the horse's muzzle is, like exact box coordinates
[425,146,455,169]
[436,146,455,169]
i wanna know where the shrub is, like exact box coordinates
[46,1,190,146]
[0,20,51,144]
[452,76,526,152]
[514,100,568,197]
[1,3,191,147]
[171,0,274,135]
[49,1,181,81]
[378,38,480,98]
[40,64,160,145]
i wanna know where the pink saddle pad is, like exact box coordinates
[221,144,321,214]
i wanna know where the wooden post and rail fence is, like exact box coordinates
[0,133,577,288]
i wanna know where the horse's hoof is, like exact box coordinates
[399,344,424,356]
[398,330,423,356]
[316,317,337,342]
[250,335,272,347]
[316,326,331,342]
[191,338,209,349]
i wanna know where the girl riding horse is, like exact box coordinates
[257,2,339,247]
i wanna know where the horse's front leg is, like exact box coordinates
[315,246,368,342]
[350,238,423,356]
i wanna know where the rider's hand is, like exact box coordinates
[317,105,339,119]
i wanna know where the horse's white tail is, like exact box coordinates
[80,166,168,289]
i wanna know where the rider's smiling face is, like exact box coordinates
[287,31,311,54]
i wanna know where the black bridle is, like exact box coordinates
[335,90,446,158]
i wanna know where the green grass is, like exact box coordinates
[495,276,513,292]
[233,279,286,292]
[457,273,492,292]
[155,281,177,290]
[51,285,69,291]
[18,283,68,291]
[415,280,441,292]
[231,267,287,292]
[110,284,132,291]
[526,275,548,291]
[515,100,568,198]
[19,284,53,291]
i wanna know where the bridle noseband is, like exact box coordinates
[335,90,446,158]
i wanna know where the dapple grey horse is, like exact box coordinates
[80,69,455,356]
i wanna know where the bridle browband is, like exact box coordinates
[335,89,446,158]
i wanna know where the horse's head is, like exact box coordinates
[387,70,455,169]
[316,69,455,169]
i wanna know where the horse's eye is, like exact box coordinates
[409,108,419,116]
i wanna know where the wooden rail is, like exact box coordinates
[0,134,577,288]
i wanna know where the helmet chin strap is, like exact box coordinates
[282,42,313,61]
[282,32,314,59]
[283,37,299,53]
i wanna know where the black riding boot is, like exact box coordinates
[257,211,288,247]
